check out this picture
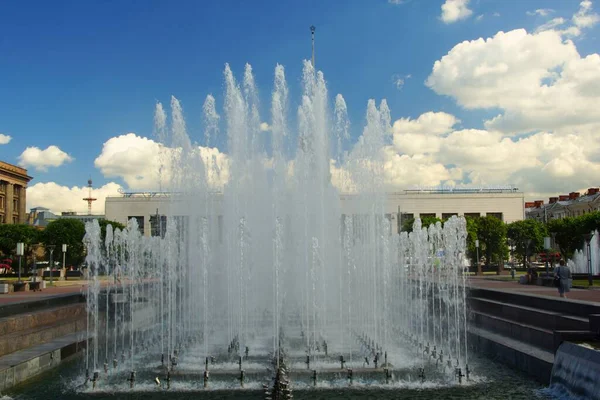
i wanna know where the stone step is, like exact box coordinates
[468,326,554,384]
[0,331,88,391]
[0,316,86,357]
[470,310,554,352]
[470,297,589,331]
[469,287,600,319]
[0,303,85,336]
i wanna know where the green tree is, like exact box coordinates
[465,216,480,267]
[507,219,548,266]
[477,215,507,267]
[41,219,86,266]
[0,224,40,260]
[547,211,600,258]
[98,219,126,243]
[402,216,442,233]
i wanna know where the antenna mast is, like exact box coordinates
[82,178,97,215]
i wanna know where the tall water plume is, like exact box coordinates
[83,61,469,391]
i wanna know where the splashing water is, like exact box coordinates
[82,62,469,391]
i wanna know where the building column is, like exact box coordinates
[19,186,26,223]
[5,183,13,223]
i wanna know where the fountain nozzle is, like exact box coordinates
[127,371,136,389]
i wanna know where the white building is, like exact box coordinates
[105,187,524,237]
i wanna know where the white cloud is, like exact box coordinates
[94,133,230,191]
[26,181,122,214]
[573,0,600,29]
[426,28,600,134]
[259,122,271,132]
[493,12,500,17]
[385,109,600,196]
[0,134,11,145]
[440,0,473,24]
[392,111,458,136]
[18,145,73,171]
[388,0,409,4]
[535,17,566,33]
[475,14,484,22]
[527,9,555,17]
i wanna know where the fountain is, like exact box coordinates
[77,61,477,396]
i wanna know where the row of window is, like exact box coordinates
[400,212,503,221]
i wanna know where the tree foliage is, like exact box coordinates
[507,219,548,266]
[402,216,442,233]
[464,216,480,266]
[547,211,600,258]
[476,216,507,266]
[97,219,126,243]
[41,219,86,266]
[0,224,41,260]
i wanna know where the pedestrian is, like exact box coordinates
[554,259,572,298]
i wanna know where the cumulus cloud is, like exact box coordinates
[94,133,230,191]
[392,111,458,136]
[259,122,271,132]
[0,134,11,145]
[383,109,600,198]
[426,28,600,134]
[27,181,122,214]
[440,0,473,24]
[18,145,73,171]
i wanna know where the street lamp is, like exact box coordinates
[544,236,551,277]
[47,245,56,286]
[31,244,38,283]
[475,239,480,275]
[16,242,24,283]
[583,233,594,286]
[62,244,67,272]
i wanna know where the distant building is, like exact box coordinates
[525,188,600,221]
[27,208,104,228]
[105,186,525,237]
[0,161,33,224]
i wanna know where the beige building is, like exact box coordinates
[0,161,32,224]
[106,187,524,236]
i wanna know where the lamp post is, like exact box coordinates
[16,243,24,283]
[47,245,56,286]
[31,244,38,283]
[551,232,558,268]
[583,233,594,286]
[62,244,67,272]
[544,236,551,277]
[475,239,480,275]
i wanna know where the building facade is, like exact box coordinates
[27,208,105,228]
[0,161,32,224]
[525,188,600,222]
[106,188,525,237]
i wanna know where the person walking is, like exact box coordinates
[554,259,572,298]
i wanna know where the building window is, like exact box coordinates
[442,213,458,220]
[0,196,4,210]
[464,213,481,219]
[0,181,6,193]
[13,198,18,212]
[13,216,18,224]
[420,213,436,218]
[0,213,4,223]
[128,216,145,235]
[487,212,503,221]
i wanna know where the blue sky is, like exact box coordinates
[1,0,599,212]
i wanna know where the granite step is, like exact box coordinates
[468,325,554,384]
[0,316,86,357]
[470,297,589,331]
[0,303,85,336]
[470,310,554,352]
